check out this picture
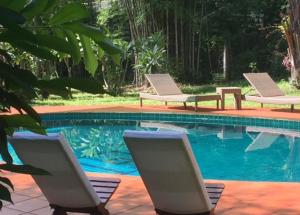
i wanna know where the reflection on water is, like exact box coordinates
[46,120,300,182]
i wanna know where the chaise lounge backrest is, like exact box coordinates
[8,133,101,208]
[123,130,212,214]
[243,73,284,97]
[145,74,183,96]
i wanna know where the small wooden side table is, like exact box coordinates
[216,87,242,110]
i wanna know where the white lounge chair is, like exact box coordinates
[9,133,120,215]
[123,130,224,215]
[243,73,300,111]
[140,74,221,111]
[245,126,300,152]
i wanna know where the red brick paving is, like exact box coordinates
[4,172,300,215]
[3,104,300,214]
[25,104,300,120]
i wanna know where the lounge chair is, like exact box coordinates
[123,130,224,215]
[245,126,300,152]
[140,74,221,111]
[243,73,300,111]
[8,133,120,215]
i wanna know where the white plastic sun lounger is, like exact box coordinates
[245,132,279,152]
[245,126,300,152]
[243,73,300,111]
[8,133,120,215]
[140,74,221,111]
[123,130,224,215]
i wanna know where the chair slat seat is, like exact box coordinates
[88,177,121,205]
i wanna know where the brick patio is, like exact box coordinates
[4,172,300,215]
[3,104,300,214]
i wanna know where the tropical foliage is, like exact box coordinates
[281,0,300,86]
[0,0,120,207]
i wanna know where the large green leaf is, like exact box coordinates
[0,177,14,191]
[0,28,56,60]
[3,115,45,135]
[0,184,13,203]
[0,62,37,96]
[63,23,106,42]
[37,80,70,98]
[43,78,105,94]
[0,6,26,25]
[35,34,73,55]
[6,40,56,60]
[0,164,49,175]
[97,39,122,55]
[21,0,48,20]
[43,0,59,13]
[49,3,90,25]
[65,31,81,64]
[1,24,72,56]
[0,24,37,43]
[0,127,12,164]
[0,88,41,123]
[0,0,28,12]
[80,35,98,76]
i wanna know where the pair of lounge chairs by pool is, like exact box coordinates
[141,73,300,112]
[9,131,224,215]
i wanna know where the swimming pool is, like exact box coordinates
[10,112,300,182]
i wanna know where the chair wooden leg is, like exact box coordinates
[261,103,263,108]
[183,102,187,109]
[140,98,143,107]
[217,100,219,109]
[291,104,294,112]
[52,208,67,215]
[165,101,168,107]
[195,101,198,112]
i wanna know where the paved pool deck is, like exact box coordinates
[4,104,300,214]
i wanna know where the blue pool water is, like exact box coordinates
[9,117,300,182]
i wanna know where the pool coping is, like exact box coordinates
[41,111,300,130]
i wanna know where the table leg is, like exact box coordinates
[220,93,225,110]
[234,93,242,110]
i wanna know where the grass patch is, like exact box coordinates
[32,80,300,109]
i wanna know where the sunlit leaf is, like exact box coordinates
[97,39,122,55]
[80,35,98,76]
[35,34,73,55]
[49,3,90,25]
[63,22,106,42]
[65,31,81,64]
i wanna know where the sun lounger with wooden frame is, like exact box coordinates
[9,133,120,215]
[243,73,300,111]
[124,130,224,215]
[140,74,221,111]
